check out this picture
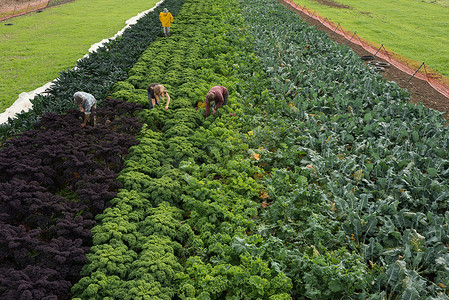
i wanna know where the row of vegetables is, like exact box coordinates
[0,99,143,299]
[0,0,185,142]
[0,0,186,298]
[72,0,293,298]
[1,0,448,298]
[239,0,449,298]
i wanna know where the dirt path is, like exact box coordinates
[278,0,449,121]
[0,0,47,15]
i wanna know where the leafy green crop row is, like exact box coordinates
[237,0,449,298]
[72,0,449,298]
[72,0,292,298]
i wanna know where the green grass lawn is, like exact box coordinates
[292,0,449,78]
[0,0,160,113]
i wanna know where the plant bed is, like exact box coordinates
[0,0,186,143]
[0,99,143,299]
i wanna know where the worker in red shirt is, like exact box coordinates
[205,86,228,117]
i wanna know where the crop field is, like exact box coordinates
[290,0,449,78]
[1,0,449,299]
[0,0,159,113]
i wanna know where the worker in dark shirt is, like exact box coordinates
[147,83,171,109]
[205,86,228,117]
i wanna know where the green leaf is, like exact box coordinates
[364,112,373,122]
[401,286,419,300]
[411,130,419,142]
[385,263,399,287]
[328,279,343,292]
[427,167,438,177]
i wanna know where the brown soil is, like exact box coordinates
[278,0,449,121]
[314,0,352,9]
[0,0,23,7]
[0,0,46,14]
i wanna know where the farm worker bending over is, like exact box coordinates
[74,91,96,128]
[147,83,171,109]
[205,86,228,117]
[159,8,173,37]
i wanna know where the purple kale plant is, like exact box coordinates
[0,99,142,299]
